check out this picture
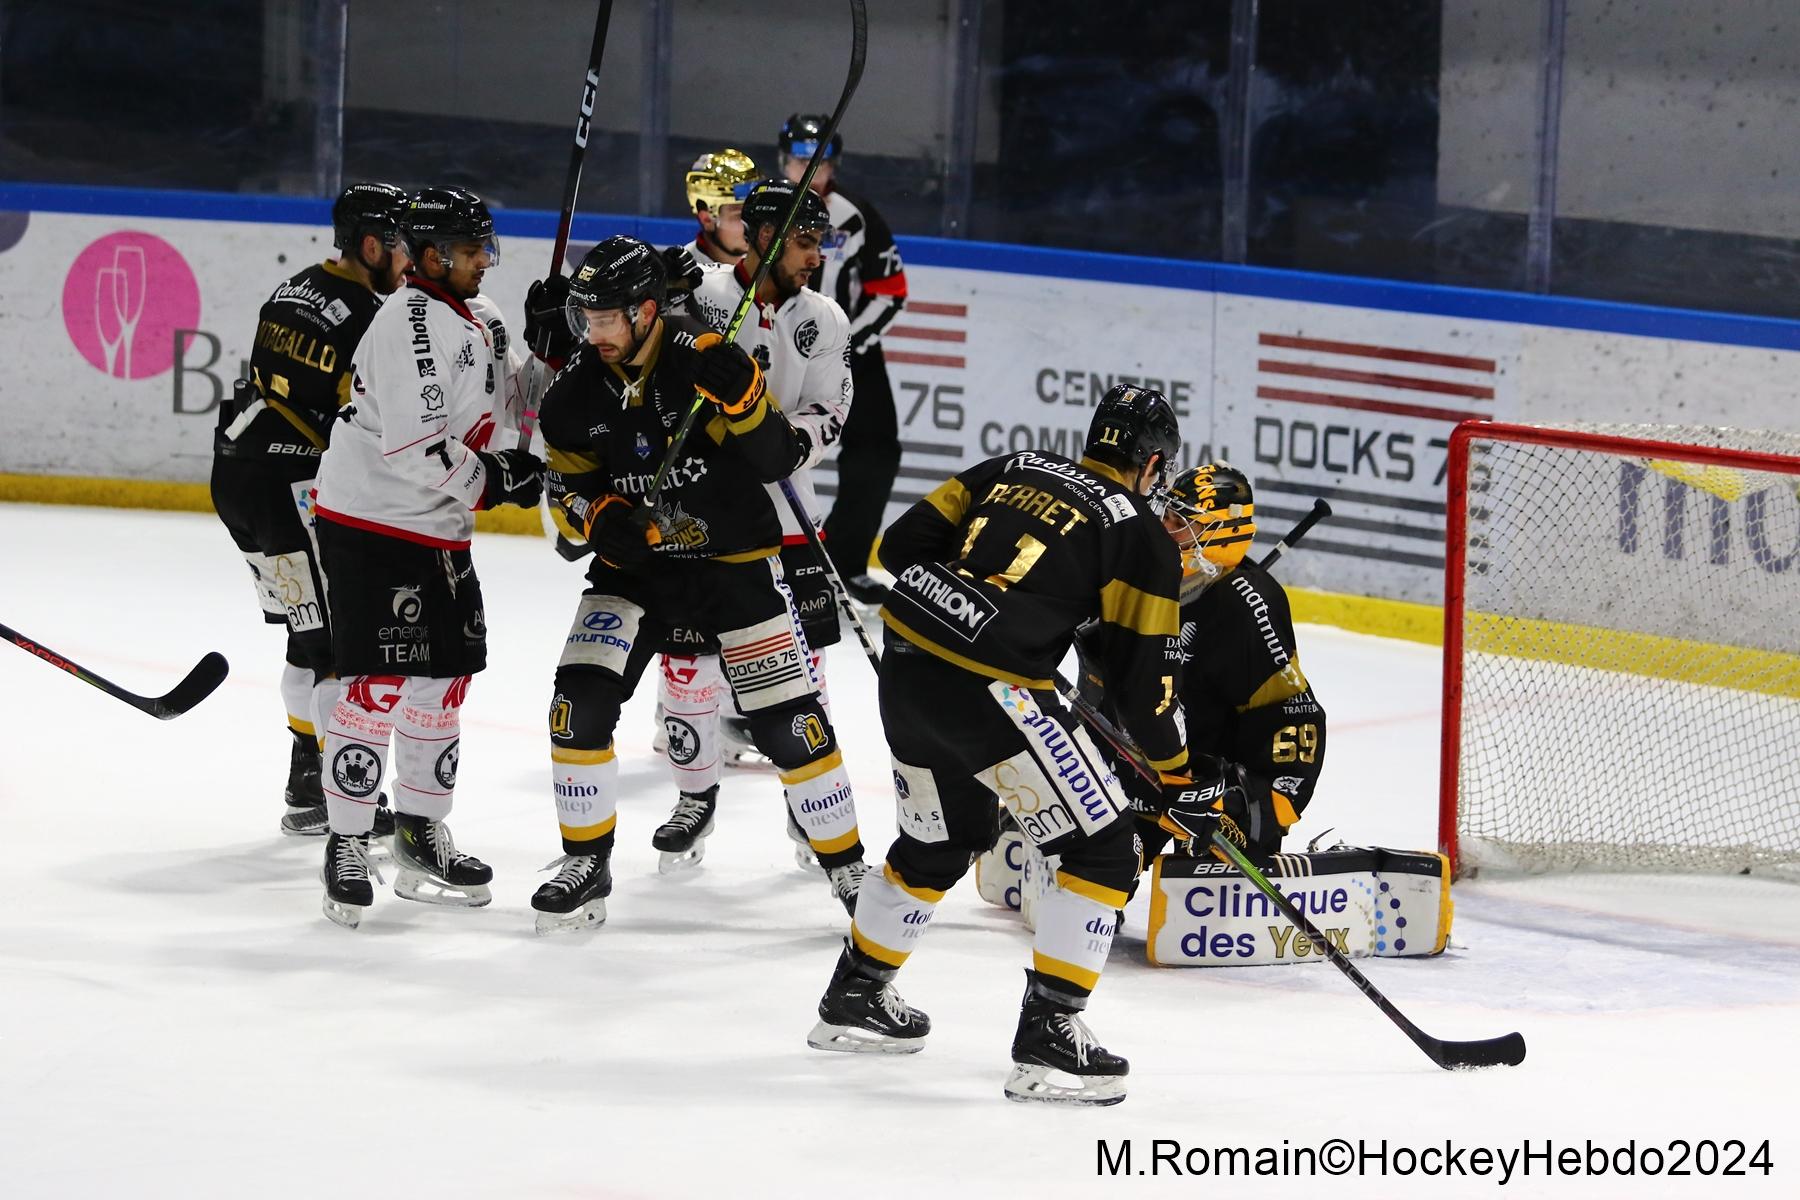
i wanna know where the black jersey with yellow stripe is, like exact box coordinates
[877,449,1188,773]
[538,313,811,564]
[1178,559,1326,825]
[238,260,384,453]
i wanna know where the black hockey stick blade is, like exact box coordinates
[1,621,229,719]
[1258,497,1332,571]
[1211,831,1526,1070]
[148,651,231,719]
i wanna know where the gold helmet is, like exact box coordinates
[1162,462,1255,581]
[684,148,759,214]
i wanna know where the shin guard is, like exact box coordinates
[392,675,467,821]
[850,862,944,978]
[323,675,399,835]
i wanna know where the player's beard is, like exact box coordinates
[363,247,406,295]
[770,254,812,301]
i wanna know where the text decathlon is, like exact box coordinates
[898,564,993,635]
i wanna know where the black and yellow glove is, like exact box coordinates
[559,492,660,568]
[692,333,765,417]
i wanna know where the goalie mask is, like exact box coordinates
[685,147,759,214]
[1162,462,1255,584]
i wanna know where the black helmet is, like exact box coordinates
[778,113,842,161]
[400,186,499,265]
[739,178,832,243]
[1085,384,1181,481]
[564,235,665,334]
[331,182,407,253]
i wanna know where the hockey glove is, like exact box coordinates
[561,492,660,568]
[476,448,544,510]
[1159,759,1282,861]
[524,273,577,364]
[692,335,765,417]
[661,245,705,298]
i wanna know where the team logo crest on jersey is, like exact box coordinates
[322,298,351,326]
[455,341,477,371]
[791,712,828,753]
[663,716,700,765]
[792,318,820,358]
[656,501,710,551]
[391,587,423,623]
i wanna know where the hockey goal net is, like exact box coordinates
[1440,421,1800,878]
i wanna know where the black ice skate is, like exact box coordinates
[391,813,492,908]
[826,859,868,916]
[843,573,889,610]
[807,942,930,1054]
[321,832,380,929]
[785,807,824,875]
[285,796,395,840]
[281,730,325,836]
[1004,975,1129,1106]
[652,786,718,874]
[531,852,613,935]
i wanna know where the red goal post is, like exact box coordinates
[1439,420,1800,879]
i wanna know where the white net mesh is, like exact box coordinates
[1451,423,1800,876]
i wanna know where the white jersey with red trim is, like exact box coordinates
[314,278,521,548]
[688,261,852,538]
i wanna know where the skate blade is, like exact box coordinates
[806,1020,926,1055]
[656,845,707,874]
[723,751,775,772]
[322,894,365,929]
[534,900,606,936]
[393,870,492,908]
[1003,1063,1127,1107]
[280,810,329,837]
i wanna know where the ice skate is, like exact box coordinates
[1004,975,1129,1106]
[652,785,718,874]
[321,832,379,929]
[720,715,772,771]
[532,852,613,935]
[842,573,889,611]
[807,942,930,1054]
[786,807,824,874]
[281,731,325,836]
[825,859,868,916]
[390,813,492,907]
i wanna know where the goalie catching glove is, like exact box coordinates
[559,492,661,568]
[691,334,765,416]
[476,448,544,509]
[1159,758,1287,862]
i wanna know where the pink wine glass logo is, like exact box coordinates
[63,232,200,380]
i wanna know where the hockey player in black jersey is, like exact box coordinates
[210,181,408,836]
[1080,464,1326,864]
[524,236,866,933]
[777,113,907,606]
[807,385,1190,1107]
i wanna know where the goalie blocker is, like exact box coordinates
[977,835,1451,966]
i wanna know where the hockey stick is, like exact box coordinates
[777,479,884,674]
[0,620,228,720]
[1208,830,1527,1069]
[516,0,615,452]
[1259,497,1331,570]
[645,0,868,508]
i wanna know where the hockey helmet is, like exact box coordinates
[331,182,408,253]
[400,186,500,266]
[564,235,666,335]
[1084,384,1181,487]
[739,178,833,243]
[778,113,843,162]
[1163,462,1256,579]
[685,148,760,214]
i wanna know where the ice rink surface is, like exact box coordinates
[2,503,1795,1198]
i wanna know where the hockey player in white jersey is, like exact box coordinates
[311,187,544,928]
[644,178,859,879]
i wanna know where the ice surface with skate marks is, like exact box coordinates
[1,503,1794,1198]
